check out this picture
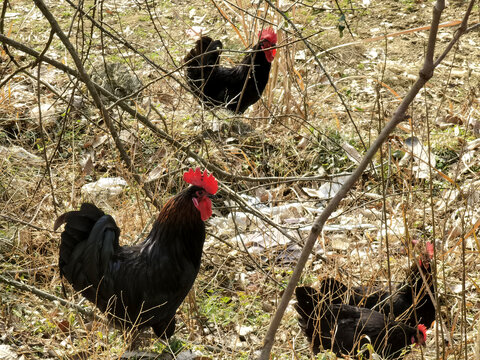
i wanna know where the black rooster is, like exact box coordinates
[295,286,427,359]
[318,242,436,328]
[184,28,277,113]
[54,168,218,338]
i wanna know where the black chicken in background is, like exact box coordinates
[317,241,436,328]
[184,28,277,113]
[295,286,427,359]
[54,168,218,338]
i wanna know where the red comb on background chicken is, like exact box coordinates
[54,168,217,339]
[184,28,277,113]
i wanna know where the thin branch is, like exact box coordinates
[0,32,337,187]
[32,0,162,210]
[263,0,368,154]
[433,0,475,68]
[257,0,476,357]
[0,274,94,318]
[0,213,56,232]
[36,54,59,215]
[333,0,355,39]
[0,0,18,66]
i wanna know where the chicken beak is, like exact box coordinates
[192,197,199,208]
[208,193,220,200]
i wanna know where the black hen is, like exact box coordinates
[295,286,427,359]
[54,168,218,338]
[318,242,436,328]
[184,28,277,113]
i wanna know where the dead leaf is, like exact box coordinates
[341,141,362,164]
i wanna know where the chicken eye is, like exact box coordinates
[195,190,207,198]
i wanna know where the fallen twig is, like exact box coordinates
[0,274,94,318]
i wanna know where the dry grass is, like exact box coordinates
[1,0,479,359]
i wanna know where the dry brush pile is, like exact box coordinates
[0,0,479,359]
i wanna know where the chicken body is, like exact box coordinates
[318,247,435,328]
[55,184,214,338]
[184,29,277,113]
[295,286,426,359]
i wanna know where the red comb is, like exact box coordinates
[417,324,427,341]
[183,168,218,195]
[426,241,434,258]
[259,28,277,44]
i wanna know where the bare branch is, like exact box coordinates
[257,0,477,358]
[0,274,94,318]
[32,0,162,209]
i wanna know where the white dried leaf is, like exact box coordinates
[297,136,309,149]
[0,345,18,360]
[92,134,108,148]
[30,103,57,128]
[436,188,460,211]
[260,203,304,219]
[366,48,379,59]
[303,181,342,200]
[402,136,436,179]
[186,27,207,39]
[228,212,251,231]
[5,13,21,18]
[295,50,306,61]
[331,235,349,251]
[236,325,254,337]
[145,165,166,183]
[81,177,128,200]
[176,350,204,360]
[466,138,480,151]
[449,283,470,294]
[461,150,475,165]
[341,141,362,164]
[0,145,43,166]
[193,15,206,24]
[119,129,136,144]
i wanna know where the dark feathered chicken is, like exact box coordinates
[184,28,277,113]
[317,242,435,328]
[295,286,427,359]
[54,168,218,338]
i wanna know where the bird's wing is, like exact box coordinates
[102,228,201,330]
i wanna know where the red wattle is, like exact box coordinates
[265,49,276,62]
[194,197,212,221]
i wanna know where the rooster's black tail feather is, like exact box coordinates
[56,203,105,274]
[56,203,119,298]
[184,36,222,66]
[184,36,222,97]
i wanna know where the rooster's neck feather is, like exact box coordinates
[140,188,206,268]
